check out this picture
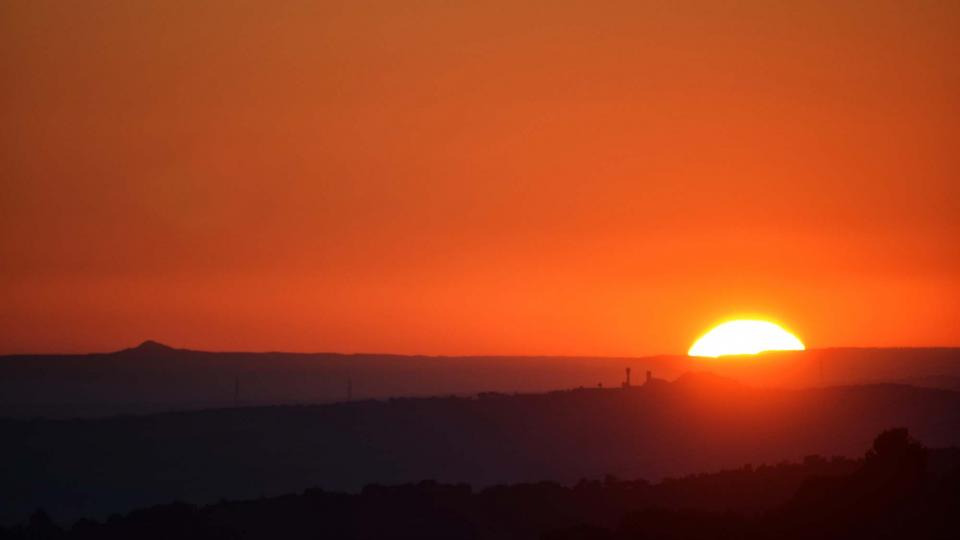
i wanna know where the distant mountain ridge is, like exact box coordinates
[1,345,959,419]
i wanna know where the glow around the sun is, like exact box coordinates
[688,319,805,358]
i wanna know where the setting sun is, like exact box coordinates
[688,320,805,358]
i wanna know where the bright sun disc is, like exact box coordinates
[688,319,805,358]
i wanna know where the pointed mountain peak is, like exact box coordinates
[116,340,178,355]
[135,340,173,351]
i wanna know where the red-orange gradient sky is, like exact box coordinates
[1,1,958,355]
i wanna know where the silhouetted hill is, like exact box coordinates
[1,345,958,418]
[116,340,178,356]
[2,429,958,539]
[2,374,959,525]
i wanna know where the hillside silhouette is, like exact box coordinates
[1,344,958,418]
[2,372,960,525]
[2,429,958,539]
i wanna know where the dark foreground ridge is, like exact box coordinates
[2,429,958,539]
[3,374,960,526]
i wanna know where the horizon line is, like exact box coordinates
[2,341,959,359]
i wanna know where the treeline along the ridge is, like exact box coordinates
[3,428,959,539]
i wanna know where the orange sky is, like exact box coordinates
[1,1,958,355]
